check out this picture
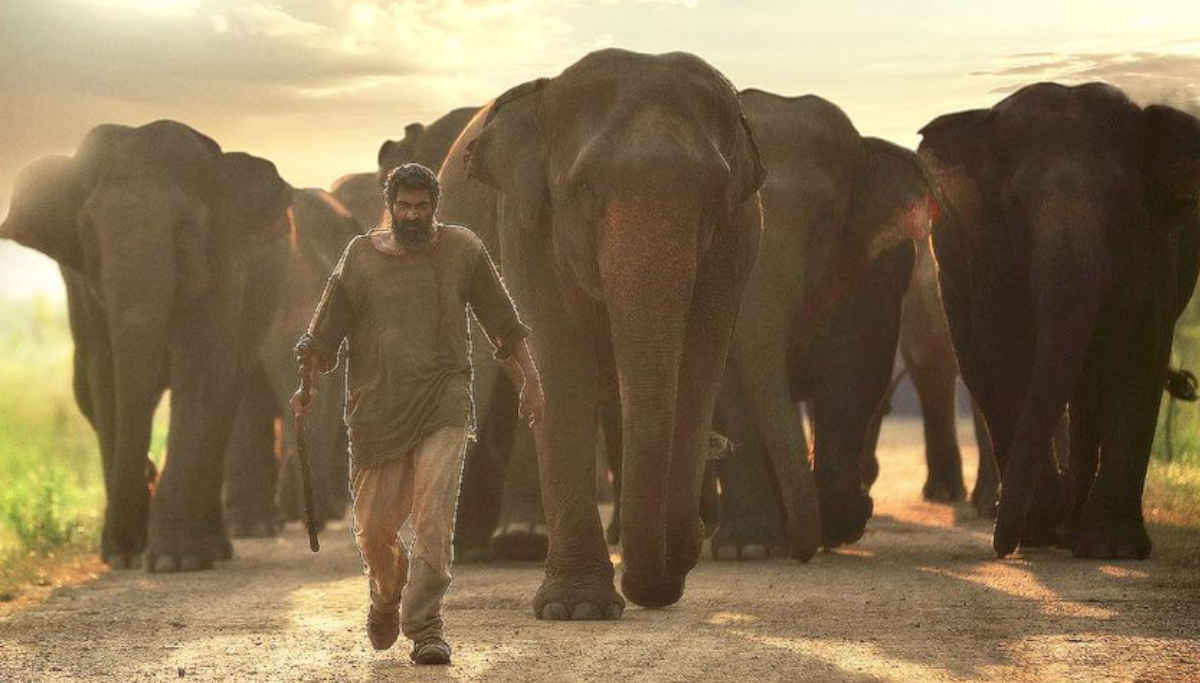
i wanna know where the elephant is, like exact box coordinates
[1,120,294,572]
[222,188,363,537]
[686,90,934,556]
[918,82,1200,559]
[438,48,766,616]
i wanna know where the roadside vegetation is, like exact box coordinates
[0,296,166,601]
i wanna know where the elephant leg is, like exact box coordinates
[529,320,620,619]
[507,257,619,619]
[1020,409,1072,548]
[223,367,281,539]
[970,401,999,518]
[810,246,909,548]
[146,310,243,573]
[1074,302,1167,559]
[729,321,821,563]
[710,374,788,560]
[909,356,967,502]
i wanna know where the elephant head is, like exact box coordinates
[377,122,425,173]
[460,49,765,609]
[802,137,937,331]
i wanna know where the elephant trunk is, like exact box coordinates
[95,194,176,556]
[106,299,170,555]
[599,196,698,605]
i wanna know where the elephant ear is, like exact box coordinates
[466,78,549,195]
[855,137,939,259]
[1144,104,1200,209]
[1144,104,1200,315]
[729,111,767,207]
[916,109,991,378]
[0,155,86,271]
[378,123,425,170]
[212,152,294,245]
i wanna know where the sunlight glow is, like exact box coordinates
[733,631,953,680]
[350,3,376,29]
[87,0,201,18]
[919,564,1117,619]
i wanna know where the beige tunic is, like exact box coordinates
[306,225,529,467]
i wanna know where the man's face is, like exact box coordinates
[389,187,436,246]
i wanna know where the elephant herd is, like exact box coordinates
[3,48,1199,619]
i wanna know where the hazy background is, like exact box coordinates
[2,0,1199,299]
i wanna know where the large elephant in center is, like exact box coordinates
[919,82,1200,558]
[1,121,293,571]
[439,49,766,616]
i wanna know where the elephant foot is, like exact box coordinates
[709,514,786,562]
[922,471,967,503]
[819,487,873,548]
[490,522,549,562]
[102,553,143,570]
[144,525,228,573]
[146,553,214,573]
[621,569,685,608]
[1072,515,1151,560]
[533,571,624,620]
[971,482,999,519]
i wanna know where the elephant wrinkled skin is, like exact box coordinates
[919,82,1200,559]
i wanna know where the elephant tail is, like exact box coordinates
[1165,367,1199,402]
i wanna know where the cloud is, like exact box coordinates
[0,1,573,113]
[975,48,1200,106]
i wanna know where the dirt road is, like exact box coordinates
[2,418,1199,681]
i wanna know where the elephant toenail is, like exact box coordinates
[606,603,624,619]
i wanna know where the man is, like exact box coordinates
[292,163,544,666]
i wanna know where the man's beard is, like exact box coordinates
[391,215,435,247]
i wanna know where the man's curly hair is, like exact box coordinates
[383,162,440,210]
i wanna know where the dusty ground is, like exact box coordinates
[2,418,1199,682]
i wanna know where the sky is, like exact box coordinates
[2,0,1199,300]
